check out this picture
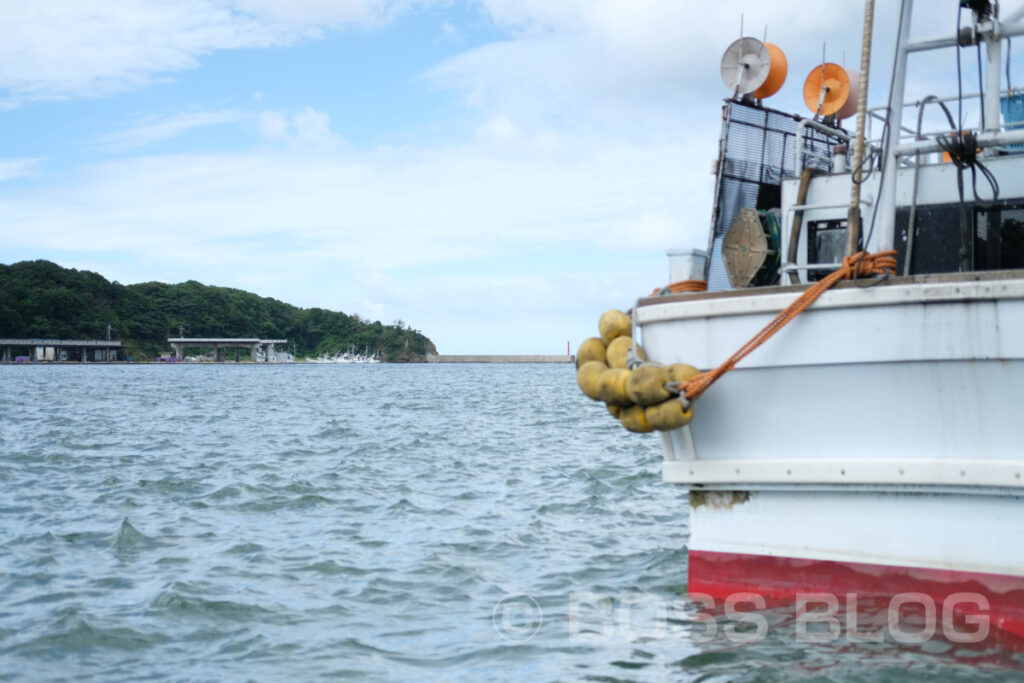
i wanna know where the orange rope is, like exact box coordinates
[681,250,897,402]
[668,279,708,293]
[651,279,708,295]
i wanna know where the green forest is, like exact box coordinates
[0,260,436,362]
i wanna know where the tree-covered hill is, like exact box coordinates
[0,260,437,361]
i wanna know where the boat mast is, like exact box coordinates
[875,0,914,252]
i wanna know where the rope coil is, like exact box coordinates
[651,280,708,296]
[678,250,896,404]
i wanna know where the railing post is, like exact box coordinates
[876,0,914,252]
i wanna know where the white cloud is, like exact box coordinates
[291,107,346,150]
[100,110,244,150]
[259,111,290,141]
[0,0,965,119]
[439,21,462,43]
[431,1,962,131]
[0,0,421,105]
[474,115,522,148]
[0,158,40,182]
[228,0,380,28]
[0,130,704,256]
[259,107,347,150]
[345,258,672,353]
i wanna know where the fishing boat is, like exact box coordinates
[583,0,1024,640]
[306,347,382,363]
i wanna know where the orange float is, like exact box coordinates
[803,63,860,119]
[753,43,788,99]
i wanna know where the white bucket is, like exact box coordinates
[667,248,709,283]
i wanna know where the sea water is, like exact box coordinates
[0,364,1021,681]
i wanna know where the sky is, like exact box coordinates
[1,0,1020,354]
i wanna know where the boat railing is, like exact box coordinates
[779,199,874,276]
[893,128,1024,157]
[795,119,852,176]
[796,91,1024,178]
[779,262,843,275]
[866,93,982,140]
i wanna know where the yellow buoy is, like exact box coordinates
[598,309,631,345]
[646,397,695,431]
[576,337,607,368]
[607,404,621,419]
[596,367,632,407]
[606,336,645,369]
[667,363,701,385]
[619,404,655,433]
[625,365,671,406]
[576,361,608,400]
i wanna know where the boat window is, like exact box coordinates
[894,204,968,275]
[807,219,848,281]
[975,206,1024,270]
[894,202,1024,274]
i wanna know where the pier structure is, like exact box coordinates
[167,338,287,362]
[0,338,123,362]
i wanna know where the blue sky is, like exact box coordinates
[0,1,1010,353]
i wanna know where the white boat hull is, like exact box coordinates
[639,276,1024,472]
[635,274,1024,639]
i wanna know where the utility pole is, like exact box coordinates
[107,323,112,341]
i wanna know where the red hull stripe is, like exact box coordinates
[689,550,1024,639]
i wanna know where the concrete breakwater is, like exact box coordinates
[436,355,573,364]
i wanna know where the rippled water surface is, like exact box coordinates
[1,364,1022,681]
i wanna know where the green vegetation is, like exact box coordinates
[0,260,437,362]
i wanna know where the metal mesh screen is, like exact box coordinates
[706,101,837,291]
[713,101,835,237]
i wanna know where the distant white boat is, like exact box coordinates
[256,348,293,363]
[305,347,381,364]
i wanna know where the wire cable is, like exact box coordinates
[977,42,986,127]
[937,132,1000,205]
[937,130,1000,271]
[957,7,965,131]
[1007,36,1013,95]
[905,96,959,275]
